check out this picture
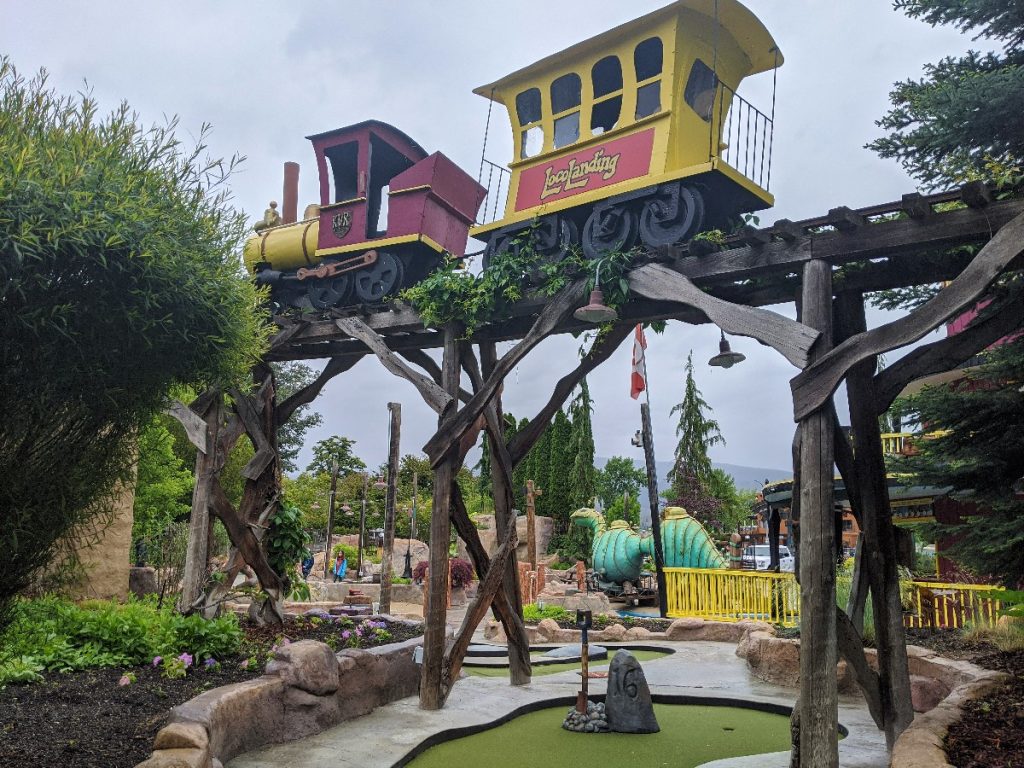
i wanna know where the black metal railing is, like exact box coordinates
[477,158,511,225]
[711,83,774,192]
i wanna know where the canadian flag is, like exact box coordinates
[630,324,647,400]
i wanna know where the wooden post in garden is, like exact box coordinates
[323,459,339,580]
[796,258,838,767]
[380,402,401,616]
[420,325,460,710]
[526,479,541,570]
[180,395,221,612]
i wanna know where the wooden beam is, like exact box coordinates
[628,263,819,368]
[423,276,587,466]
[873,290,1024,411]
[276,355,360,426]
[180,395,221,612]
[900,193,932,220]
[166,400,208,453]
[827,206,866,232]
[403,348,474,404]
[441,513,518,698]
[379,402,401,616]
[792,209,1024,420]
[835,606,884,729]
[797,258,838,768]
[230,388,275,481]
[336,315,453,414]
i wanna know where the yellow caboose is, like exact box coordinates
[470,0,783,262]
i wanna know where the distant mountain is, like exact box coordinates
[594,456,789,526]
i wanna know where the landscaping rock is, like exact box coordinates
[624,626,652,641]
[561,700,609,733]
[599,623,628,641]
[665,617,704,639]
[135,747,211,768]
[911,674,952,713]
[265,640,340,696]
[153,722,210,751]
[535,618,561,641]
[605,651,659,733]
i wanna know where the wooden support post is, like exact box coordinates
[641,401,668,618]
[838,292,914,746]
[797,258,838,767]
[526,480,541,570]
[380,402,401,616]
[180,394,221,612]
[420,325,460,710]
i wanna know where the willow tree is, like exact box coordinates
[0,61,266,629]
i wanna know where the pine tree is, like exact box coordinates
[547,409,573,531]
[568,378,597,508]
[868,1,1024,189]
[669,352,724,494]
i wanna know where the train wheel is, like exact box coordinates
[482,233,515,270]
[582,204,638,260]
[639,182,705,247]
[533,215,578,263]
[353,251,405,303]
[305,274,352,310]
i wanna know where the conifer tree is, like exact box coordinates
[547,409,573,530]
[669,352,724,495]
[568,378,597,508]
[533,419,553,517]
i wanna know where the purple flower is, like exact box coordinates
[151,656,163,668]
[240,658,250,669]
[118,675,132,686]
[341,630,351,640]
[177,653,193,669]
[203,658,217,669]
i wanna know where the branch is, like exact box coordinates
[276,355,360,426]
[402,349,473,404]
[335,316,453,413]
[836,605,885,729]
[792,210,1024,419]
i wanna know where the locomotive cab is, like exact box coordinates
[470,0,783,263]
[244,120,485,311]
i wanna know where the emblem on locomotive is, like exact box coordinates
[331,210,352,239]
[541,148,622,200]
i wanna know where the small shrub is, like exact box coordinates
[331,543,359,562]
[412,560,428,584]
[522,604,571,623]
[449,558,474,589]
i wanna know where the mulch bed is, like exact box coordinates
[0,615,422,768]
[549,615,674,633]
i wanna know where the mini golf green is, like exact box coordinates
[405,703,792,767]
[464,648,671,677]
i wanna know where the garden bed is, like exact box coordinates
[0,613,422,768]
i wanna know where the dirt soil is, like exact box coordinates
[0,615,422,768]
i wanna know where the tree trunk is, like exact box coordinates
[380,402,401,616]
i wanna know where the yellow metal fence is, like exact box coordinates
[664,568,1003,629]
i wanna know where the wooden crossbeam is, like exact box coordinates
[335,316,453,414]
[629,263,819,368]
[791,210,1024,420]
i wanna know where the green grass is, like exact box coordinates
[406,703,792,767]
[465,649,670,678]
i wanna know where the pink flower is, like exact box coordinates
[118,675,132,686]
[240,658,250,669]
[151,656,162,667]
[177,653,193,669]
[341,630,351,640]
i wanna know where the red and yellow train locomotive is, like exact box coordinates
[244,0,782,312]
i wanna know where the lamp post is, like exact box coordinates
[322,459,340,579]
[356,473,369,578]
[402,471,418,579]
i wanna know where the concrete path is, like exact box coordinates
[226,640,887,768]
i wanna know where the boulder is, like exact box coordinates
[535,618,561,642]
[605,651,659,733]
[265,640,340,696]
[598,623,628,641]
[135,747,211,768]
[153,722,209,751]
[624,626,653,641]
[910,674,952,713]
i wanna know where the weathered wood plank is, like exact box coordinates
[441,513,518,698]
[423,276,587,466]
[836,605,884,729]
[873,290,1024,411]
[230,387,274,481]
[336,316,453,414]
[797,258,838,768]
[166,400,208,453]
[180,396,221,612]
[628,263,819,368]
[792,209,1024,420]
[379,402,401,616]
[402,348,474,404]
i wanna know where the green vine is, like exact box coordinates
[400,225,637,335]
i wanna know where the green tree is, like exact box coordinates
[605,494,642,527]
[273,363,324,473]
[0,62,265,628]
[306,436,366,477]
[595,456,647,511]
[568,378,597,508]
[868,0,1024,189]
[706,469,757,533]
[893,337,1024,585]
[547,409,573,529]
[132,416,194,539]
[669,352,724,496]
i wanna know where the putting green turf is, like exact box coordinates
[464,648,671,677]
[406,703,791,767]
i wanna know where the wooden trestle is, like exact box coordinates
[172,182,1024,763]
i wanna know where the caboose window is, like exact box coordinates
[516,88,544,159]
[324,141,359,203]
[516,88,541,125]
[590,56,622,135]
[551,73,582,149]
[634,37,663,119]
[634,37,662,81]
[684,59,718,122]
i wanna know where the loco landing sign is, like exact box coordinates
[515,128,655,211]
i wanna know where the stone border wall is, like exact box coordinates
[136,624,439,768]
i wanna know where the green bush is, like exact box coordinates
[522,604,571,623]
[0,596,241,685]
[331,543,359,562]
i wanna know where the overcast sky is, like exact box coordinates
[4,2,977,479]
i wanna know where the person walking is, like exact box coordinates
[332,552,347,583]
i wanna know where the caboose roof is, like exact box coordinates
[473,0,782,99]
[305,120,427,159]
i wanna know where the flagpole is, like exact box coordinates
[635,325,668,617]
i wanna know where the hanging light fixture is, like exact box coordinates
[708,330,746,368]
[373,475,387,490]
[574,261,618,323]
